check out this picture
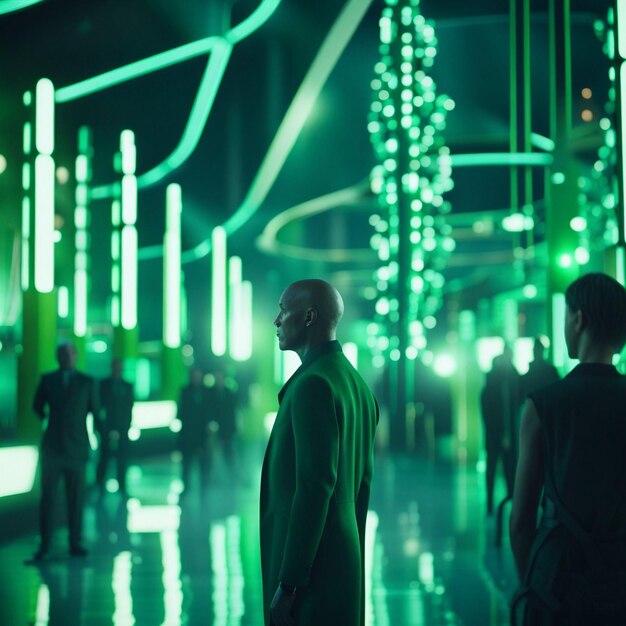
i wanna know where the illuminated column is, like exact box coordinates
[73,126,93,368]
[211,226,227,356]
[369,0,454,450]
[612,2,626,283]
[510,0,534,267]
[228,256,253,362]
[17,79,57,440]
[162,183,183,400]
[546,0,578,357]
[112,130,138,362]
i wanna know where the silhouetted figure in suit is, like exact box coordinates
[521,337,560,397]
[480,345,521,515]
[31,342,98,560]
[211,371,237,469]
[177,367,211,494]
[96,358,134,495]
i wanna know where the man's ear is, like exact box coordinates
[305,308,318,327]
[574,309,584,332]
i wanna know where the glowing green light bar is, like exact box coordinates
[57,285,69,318]
[449,152,553,167]
[240,280,253,361]
[530,132,555,152]
[74,268,87,336]
[552,293,566,369]
[35,79,54,155]
[228,256,244,361]
[23,122,31,155]
[618,0,626,59]
[21,198,29,290]
[128,504,180,533]
[0,445,38,497]
[0,0,44,15]
[621,62,626,242]
[211,227,227,356]
[120,130,136,174]
[122,175,137,224]
[34,154,55,293]
[164,184,182,349]
[121,226,137,329]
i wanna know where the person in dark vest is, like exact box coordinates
[521,337,560,397]
[96,358,134,496]
[30,341,99,561]
[177,367,211,495]
[480,344,521,515]
[510,273,626,625]
[261,279,379,626]
[211,370,237,470]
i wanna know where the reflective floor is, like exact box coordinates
[0,445,517,625]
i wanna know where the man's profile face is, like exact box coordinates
[57,344,77,370]
[274,288,306,352]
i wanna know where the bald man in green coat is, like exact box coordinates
[260,279,379,626]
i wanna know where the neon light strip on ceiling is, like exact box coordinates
[0,0,44,15]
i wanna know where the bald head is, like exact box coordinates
[274,279,344,355]
[285,279,344,331]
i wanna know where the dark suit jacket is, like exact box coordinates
[33,369,99,463]
[98,377,134,435]
[177,384,210,451]
[260,341,379,626]
[209,386,237,437]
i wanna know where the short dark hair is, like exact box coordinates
[565,272,626,351]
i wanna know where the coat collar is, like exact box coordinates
[277,340,342,403]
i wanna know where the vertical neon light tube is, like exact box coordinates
[21,197,29,290]
[74,127,91,337]
[211,226,227,356]
[552,293,566,369]
[228,256,243,360]
[121,226,138,329]
[34,154,55,293]
[120,130,138,330]
[240,279,253,361]
[164,183,182,348]
[111,200,121,327]
[57,285,69,318]
[33,78,55,294]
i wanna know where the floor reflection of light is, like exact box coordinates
[112,551,135,626]
[160,530,183,626]
[226,516,245,623]
[365,510,390,626]
[34,583,50,625]
[210,522,228,626]
[210,517,245,626]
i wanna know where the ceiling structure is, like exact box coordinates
[0,0,614,353]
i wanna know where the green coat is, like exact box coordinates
[260,341,378,626]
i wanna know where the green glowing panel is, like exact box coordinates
[211,227,227,356]
[240,279,253,361]
[127,504,180,533]
[0,445,38,497]
[34,154,55,293]
[552,293,567,370]
[121,226,137,329]
[35,78,54,155]
[120,130,136,174]
[621,62,626,241]
[131,400,177,430]
[23,122,31,155]
[475,337,504,373]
